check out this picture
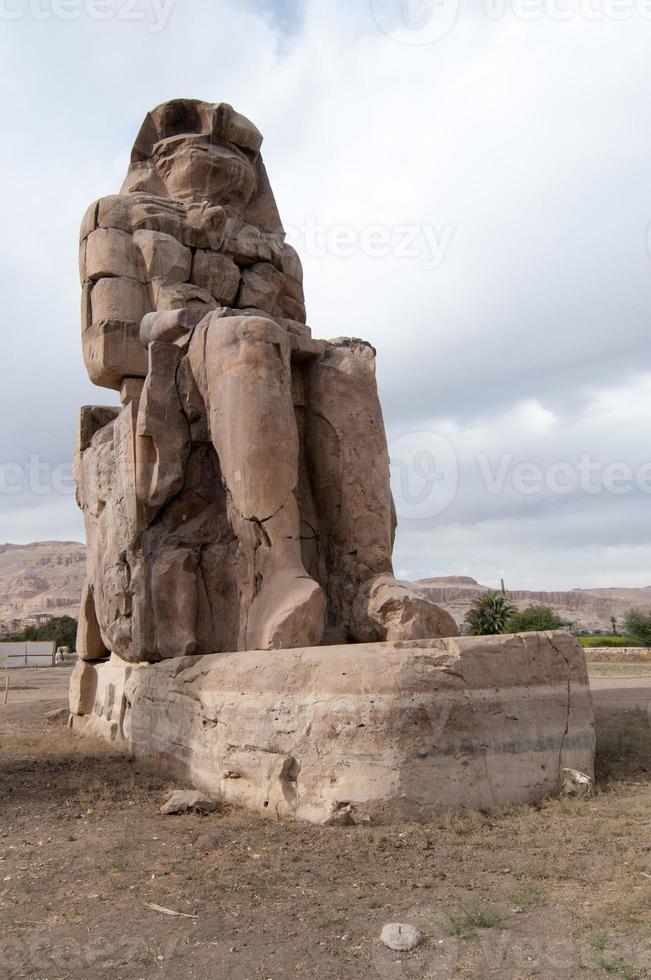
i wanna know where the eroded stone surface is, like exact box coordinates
[69,633,596,824]
[352,575,459,642]
[69,101,598,825]
[75,99,455,662]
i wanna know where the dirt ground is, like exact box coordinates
[0,666,649,980]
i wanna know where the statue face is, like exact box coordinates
[152,135,256,212]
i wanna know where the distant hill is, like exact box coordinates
[411,577,651,633]
[0,542,86,628]
[1,542,649,636]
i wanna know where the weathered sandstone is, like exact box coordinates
[75,99,455,660]
[69,632,595,824]
[70,100,595,824]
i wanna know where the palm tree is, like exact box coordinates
[610,616,618,636]
[465,592,516,636]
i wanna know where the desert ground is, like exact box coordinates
[0,666,649,980]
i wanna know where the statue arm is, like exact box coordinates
[79,197,151,391]
[79,195,216,389]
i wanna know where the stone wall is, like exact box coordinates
[583,647,651,663]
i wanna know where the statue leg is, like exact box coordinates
[307,338,457,642]
[190,314,325,650]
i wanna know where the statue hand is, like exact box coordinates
[140,309,207,347]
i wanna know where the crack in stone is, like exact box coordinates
[547,633,572,775]
[455,649,498,808]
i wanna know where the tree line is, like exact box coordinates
[465,594,651,645]
[1,616,78,650]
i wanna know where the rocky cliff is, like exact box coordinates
[412,577,651,633]
[1,542,649,636]
[0,542,86,627]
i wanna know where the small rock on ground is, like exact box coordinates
[160,790,219,816]
[45,707,70,726]
[380,923,423,951]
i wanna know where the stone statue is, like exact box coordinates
[75,99,457,663]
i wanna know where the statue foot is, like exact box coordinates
[247,574,326,650]
[351,574,459,643]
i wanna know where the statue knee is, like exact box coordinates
[230,314,287,350]
[205,314,290,371]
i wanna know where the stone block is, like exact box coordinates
[80,200,98,241]
[82,320,148,390]
[223,222,272,266]
[85,228,146,283]
[77,580,109,662]
[133,229,192,283]
[120,377,145,405]
[238,261,284,313]
[151,280,217,313]
[76,405,120,455]
[191,250,240,305]
[281,243,303,282]
[90,277,150,325]
[98,194,185,241]
[69,660,99,715]
[70,655,134,742]
[70,633,595,825]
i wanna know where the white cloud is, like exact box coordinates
[0,0,650,589]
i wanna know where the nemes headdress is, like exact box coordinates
[123,99,283,234]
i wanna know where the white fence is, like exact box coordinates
[0,641,55,669]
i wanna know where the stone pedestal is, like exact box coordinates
[69,631,595,825]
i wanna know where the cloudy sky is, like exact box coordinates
[1,0,651,590]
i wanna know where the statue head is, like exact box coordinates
[121,100,282,231]
[147,134,256,210]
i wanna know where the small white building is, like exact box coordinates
[0,641,55,669]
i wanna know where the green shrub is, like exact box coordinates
[578,635,645,648]
[465,592,515,636]
[623,609,651,647]
[506,606,564,633]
